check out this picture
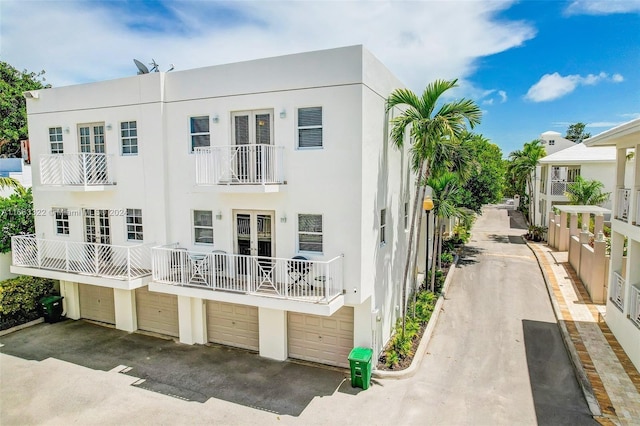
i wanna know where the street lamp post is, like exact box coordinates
[423,195,434,281]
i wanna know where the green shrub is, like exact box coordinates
[440,252,454,266]
[0,189,35,254]
[0,276,55,328]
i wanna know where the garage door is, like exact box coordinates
[135,287,179,337]
[288,306,354,367]
[206,301,259,351]
[79,284,115,324]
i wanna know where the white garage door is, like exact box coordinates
[79,284,115,324]
[288,306,354,368]
[206,301,259,351]
[135,287,179,337]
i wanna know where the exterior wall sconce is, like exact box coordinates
[279,109,286,119]
[212,115,219,123]
[106,124,112,130]
[280,214,287,223]
[64,127,70,134]
[596,231,605,242]
[216,211,222,220]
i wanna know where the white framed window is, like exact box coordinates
[380,209,387,245]
[298,107,323,148]
[49,127,63,154]
[549,139,555,146]
[190,116,210,151]
[404,202,409,231]
[121,121,138,155]
[298,214,323,253]
[126,208,143,241]
[193,210,213,245]
[53,208,69,235]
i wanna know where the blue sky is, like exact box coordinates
[2,0,639,155]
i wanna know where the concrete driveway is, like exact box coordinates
[0,204,597,425]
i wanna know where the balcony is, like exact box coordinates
[152,245,343,304]
[635,190,640,226]
[194,145,285,193]
[550,180,574,196]
[11,235,152,288]
[615,188,631,222]
[40,153,116,191]
[611,271,626,312]
[630,285,640,329]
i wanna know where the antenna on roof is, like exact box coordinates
[149,59,159,73]
[167,64,175,72]
[133,59,149,74]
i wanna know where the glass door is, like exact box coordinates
[232,111,272,183]
[234,211,274,284]
[78,123,106,183]
[84,209,111,272]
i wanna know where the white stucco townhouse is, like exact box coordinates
[584,118,640,371]
[11,46,425,368]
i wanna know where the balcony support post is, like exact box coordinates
[258,307,288,361]
[177,296,207,345]
[59,281,80,320]
[114,288,137,332]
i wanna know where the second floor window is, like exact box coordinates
[194,210,213,244]
[380,209,387,245]
[126,208,143,241]
[49,127,63,154]
[190,116,210,151]
[298,107,323,148]
[53,208,69,235]
[298,214,323,252]
[121,121,138,155]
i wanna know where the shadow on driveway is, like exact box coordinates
[0,320,347,416]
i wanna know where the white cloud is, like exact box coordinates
[0,0,536,92]
[565,0,640,15]
[482,99,494,106]
[498,90,508,103]
[525,72,624,102]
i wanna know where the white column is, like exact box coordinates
[59,280,80,320]
[114,288,137,332]
[353,297,373,348]
[178,296,207,345]
[258,307,287,361]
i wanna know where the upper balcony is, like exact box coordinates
[151,245,344,314]
[194,145,285,193]
[549,180,575,196]
[11,235,152,289]
[40,153,116,191]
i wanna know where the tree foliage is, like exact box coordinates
[507,140,546,223]
[565,122,591,143]
[0,61,50,156]
[0,188,35,253]
[456,133,505,213]
[565,175,610,206]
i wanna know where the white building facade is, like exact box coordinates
[585,118,640,371]
[12,46,420,367]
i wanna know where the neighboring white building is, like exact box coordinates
[584,118,640,371]
[12,46,424,367]
[536,143,616,226]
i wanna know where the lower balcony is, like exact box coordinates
[151,245,344,307]
[11,235,152,289]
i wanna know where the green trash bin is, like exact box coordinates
[348,347,373,390]
[40,295,64,323]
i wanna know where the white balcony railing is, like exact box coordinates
[11,235,152,280]
[611,271,626,312]
[616,188,631,222]
[194,145,285,186]
[550,180,574,196]
[40,153,115,186]
[152,245,343,303]
[630,285,640,329]
[635,190,640,226]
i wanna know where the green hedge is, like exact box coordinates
[0,276,55,330]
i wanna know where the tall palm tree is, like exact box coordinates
[565,175,610,206]
[508,140,546,223]
[386,79,481,334]
[0,176,24,195]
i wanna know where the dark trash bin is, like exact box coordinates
[40,295,64,323]
[348,347,373,390]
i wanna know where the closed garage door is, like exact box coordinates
[206,301,258,351]
[79,284,115,324]
[135,287,179,337]
[288,306,354,367]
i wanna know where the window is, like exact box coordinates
[121,121,138,155]
[404,202,409,231]
[298,214,323,252]
[190,116,210,151]
[126,208,143,241]
[53,208,69,235]
[49,127,63,154]
[548,140,555,146]
[298,107,322,148]
[194,210,213,244]
[380,209,387,245]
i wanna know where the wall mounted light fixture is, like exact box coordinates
[212,115,220,123]
[106,124,113,130]
[64,127,70,134]
[280,214,287,223]
[279,109,286,119]
[216,211,222,220]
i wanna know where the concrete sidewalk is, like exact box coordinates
[529,242,640,425]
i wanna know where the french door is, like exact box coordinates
[84,209,111,269]
[235,211,274,285]
[232,111,272,182]
[78,123,107,183]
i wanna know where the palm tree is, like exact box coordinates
[565,175,610,205]
[508,140,546,223]
[386,79,481,334]
[0,176,24,195]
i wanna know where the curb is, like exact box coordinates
[524,239,602,417]
[0,317,44,337]
[373,254,458,380]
